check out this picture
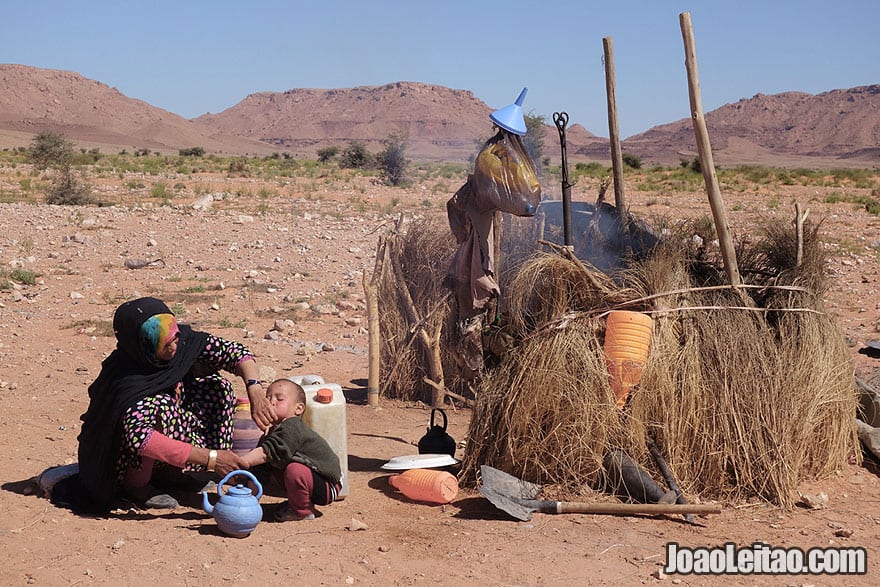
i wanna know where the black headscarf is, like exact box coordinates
[69,297,210,511]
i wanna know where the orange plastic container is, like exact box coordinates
[388,468,459,504]
[604,311,653,409]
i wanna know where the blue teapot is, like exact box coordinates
[201,469,263,538]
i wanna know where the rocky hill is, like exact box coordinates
[1,64,878,167]
[191,82,603,162]
[0,64,274,156]
[622,86,880,167]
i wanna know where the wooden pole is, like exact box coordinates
[603,37,627,217]
[679,12,741,287]
[365,279,381,406]
[363,235,388,406]
[795,202,809,267]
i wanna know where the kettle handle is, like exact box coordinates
[218,469,263,500]
[429,408,447,431]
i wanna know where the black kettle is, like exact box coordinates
[417,408,457,457]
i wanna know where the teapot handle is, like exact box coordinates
[430,408,447,431]
[219,469,263,500]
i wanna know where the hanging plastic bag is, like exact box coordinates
[472,130,541,216]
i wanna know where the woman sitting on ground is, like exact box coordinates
[59,296,275,512]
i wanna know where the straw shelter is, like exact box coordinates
[374,210,859,507]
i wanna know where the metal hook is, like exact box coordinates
[553,111,569,135]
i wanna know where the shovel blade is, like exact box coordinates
[479,465,543,500]
[478,484,536,521]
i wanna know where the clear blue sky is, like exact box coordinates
[2,1,877,139]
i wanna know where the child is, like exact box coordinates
[240,379,342,521]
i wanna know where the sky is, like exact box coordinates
[2,1,878,139]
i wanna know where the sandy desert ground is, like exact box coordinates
[1,163,879,586]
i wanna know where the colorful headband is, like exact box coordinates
[140,313,179,360]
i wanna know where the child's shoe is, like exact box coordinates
[274,505,315,521]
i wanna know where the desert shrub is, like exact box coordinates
[317,146,339,163]
[377,134,409,186]
[179,147,205,157]
[228,158,250,176]
[523,112,546,176]
[572,161,609,181]
[29,131,73,169]
[151,182,169,199]
[9,268,39,285]
[340,142,373,169]
[621,152,642,169]
[45,167,96,205]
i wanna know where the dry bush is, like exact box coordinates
[375,217,469,402]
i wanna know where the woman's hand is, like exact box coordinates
[247,390,276,431]
[213,449,247,476]
[237,358,276,430]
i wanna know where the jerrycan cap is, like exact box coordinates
[315,387,334,404]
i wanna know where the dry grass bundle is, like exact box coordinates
[459,319,633,490]
[502,251,621,338]
[461,218,859,507]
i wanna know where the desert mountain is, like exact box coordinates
[191,81,602,162]
[621,86,880,167]
[0,64,273,156]
[1,64,877,167]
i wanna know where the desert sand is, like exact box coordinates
[1,165,878,586]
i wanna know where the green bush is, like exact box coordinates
[29,131,73,169]
[621,152,642,169]
[9,268,39,286]
[151,182,169,199]
[317,146,339,163]
[179,147,205,157]
[340,142,373,169]
[228,158,250,176]
[377,134,409,186]
[523,112,546,175]
[45,168,96,206]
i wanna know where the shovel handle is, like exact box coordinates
[545,501,721,516]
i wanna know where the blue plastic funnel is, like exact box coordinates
[489,87,528,136]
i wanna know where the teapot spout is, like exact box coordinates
[201,490,214,514]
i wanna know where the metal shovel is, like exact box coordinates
[478,465,721,522]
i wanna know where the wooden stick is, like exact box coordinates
[550,501,721,516]
[608,305,823,317]
[680,12,741,288]
[795,203,809,267]
[423,377,474,408]
[603,37,627,218]
[599,283,809,311]
[363,235,388,407]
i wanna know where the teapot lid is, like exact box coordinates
[226,483,254,497]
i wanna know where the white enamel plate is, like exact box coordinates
[380,453,460,471]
